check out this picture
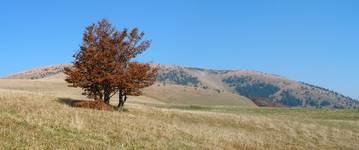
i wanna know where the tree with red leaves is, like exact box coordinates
[64,19,157,111]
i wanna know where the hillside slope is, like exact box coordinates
[5,64,70,80]
[1,76,358,149]
[4,64,358,108]
[0,78,256,107]
[1,85,358,149]
[154,65,359,108]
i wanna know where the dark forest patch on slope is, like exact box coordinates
[157,70,201,86]
[223,75,359,108]
[223,76,280,99]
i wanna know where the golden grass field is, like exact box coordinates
[0,79,359,149]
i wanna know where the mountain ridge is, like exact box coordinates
[3,64,358,108]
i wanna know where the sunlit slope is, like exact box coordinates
[143,84,256,107]
[5,64,70,80]
[0,79,85,99]
[0,78,256,107]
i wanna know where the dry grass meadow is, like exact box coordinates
[0,79,359,149]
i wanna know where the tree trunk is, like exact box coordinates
[117,100,124,111]
[104,92,110,104]
[117,91,127,112]
[99,94,103,101]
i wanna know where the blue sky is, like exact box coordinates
[0,0,358,99]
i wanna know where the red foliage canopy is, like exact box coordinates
[64,19,158,110]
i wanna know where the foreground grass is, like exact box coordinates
[0,89,358,149]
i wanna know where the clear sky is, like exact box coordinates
[0,0,358,99]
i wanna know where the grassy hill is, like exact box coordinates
[5,64,70,80]
[4,64,359,109]
[0,78,359,149]
[156,65,359,108]
[0,78,256,108]
[144,84,255,107]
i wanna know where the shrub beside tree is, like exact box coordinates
[64,19,158,111]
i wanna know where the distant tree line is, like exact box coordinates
[223,76,280,99]
[223,76,345,108]
[300,82,356,102]
[157,70,200,86]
